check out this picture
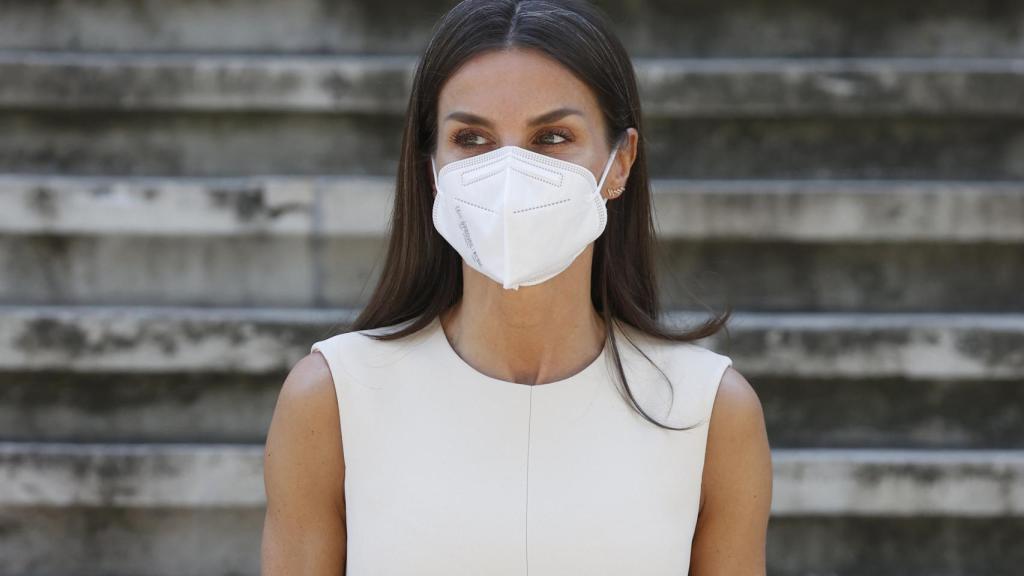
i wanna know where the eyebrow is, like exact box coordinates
[443,107,584,129]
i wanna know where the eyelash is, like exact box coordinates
[449,127,574,148]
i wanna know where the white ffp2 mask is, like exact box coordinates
[430,143,619,290]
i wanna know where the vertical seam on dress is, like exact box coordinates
[525,387,533,575]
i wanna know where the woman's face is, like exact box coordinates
[434,47,636,199]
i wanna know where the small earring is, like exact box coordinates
[606,185,625,198]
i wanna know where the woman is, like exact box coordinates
[262,0,771,574]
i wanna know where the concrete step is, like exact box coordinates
[5,228,1022,311]
[3,53,1024,178]
[767,516,1024,576]
[4,109,1022,179]
[0,305,348,373]
[0,442,1018,515]
[3,306,1020,379]
[757,375,1024,450]
[4,52,1024,117]
[4,174,1024,242]
[1,513,1017,576]
[2,176,1022,310]
[0,505,263,576]
[0,442,263,508]
[1,0,1022,58]
[4,231,1021,311]
[1,306,1021,448]
[2,369,1021,449]
[772,448,1024,517]
[0,371,283,444]
[1,442,1019,575]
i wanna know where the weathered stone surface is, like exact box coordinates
[0,305,354,372]
[0,506,1019,575]
[0,371,283,443]
[771,448,1024,516]
[0,371,1020,449]
[1,442,1020,516]
[1,306,1022,380]
[0,442,266,507]
[756,376,1024,450]
[3,53,1023,117]
[2,178,1021,310]
[4,110,1022,178]
[0,506,263,576]
[3,175,1022,241]
[697,312,1024,380]
[1,0,1023,57]
[657,240,1024,312]
[0,1,1020,573]
[768,516,1024,576]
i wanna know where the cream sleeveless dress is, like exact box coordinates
[310,314,733,575]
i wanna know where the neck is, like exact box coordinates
[439,249,606,386]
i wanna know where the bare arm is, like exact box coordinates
[261,351,347,575]
[690,366,773,576]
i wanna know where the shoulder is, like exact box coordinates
[612,321,734,426]
[310,317,432,366]
[270,350,342,461]
[264,350,345,512]
[699,364,772,515]
[710,366,765,435]
[261,352,347,570]
[613,320,731,373]
[690,364,772,572]
[281,349,337,410]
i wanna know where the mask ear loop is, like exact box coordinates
[595,137,622,204]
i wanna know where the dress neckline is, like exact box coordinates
[428,314,610,391]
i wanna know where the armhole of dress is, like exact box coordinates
[309,337,354,550]
[309,338,348,439]
[703,354,734,428]
[694,353,733,529]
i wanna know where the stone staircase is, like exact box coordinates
[1,1,1022,574]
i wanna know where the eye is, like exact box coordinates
[536,128,573,146]
[450,129,488,147]
[449,128,575,149]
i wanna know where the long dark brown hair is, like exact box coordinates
[349,0,732,430]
